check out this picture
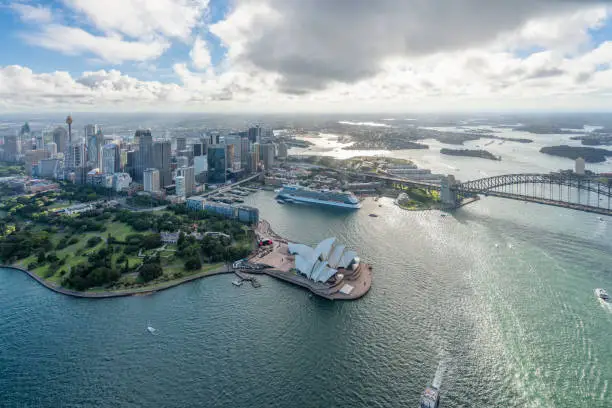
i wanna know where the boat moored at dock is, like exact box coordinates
[276,185,361,209]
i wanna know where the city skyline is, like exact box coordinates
[1,1,612,113]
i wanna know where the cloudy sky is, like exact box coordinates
[1,0,612,112]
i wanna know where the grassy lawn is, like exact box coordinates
[22,220,138,283]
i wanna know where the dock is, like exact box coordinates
[234,270,261,288]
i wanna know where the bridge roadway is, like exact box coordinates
[200,173,262,198]
[354,171,612,216]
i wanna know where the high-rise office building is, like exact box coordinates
[85,124,101,166]
[248,126,261,144]
[226,144,235,171]
[126,150,136,178]
[248,151,259,173]
[240,136,249,168]
[176,137,187,151]
[277,142,288,160]
[207,145,226,183]
[143,168,160,193]
[252,143,261,161]
[175,176,185,197]
[225,134,241,169]
[261,143,275,171]
[193,143,204,157]
[52,127,67,154]
[153,141,172,187]
[135,129,153,182]
[177,166,195,197]
[102,144,120,174]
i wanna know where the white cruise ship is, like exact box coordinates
[276,185,361,209]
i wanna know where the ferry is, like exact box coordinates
[595,288,610,302]
[420,385,440,408]
[276,185,361,209]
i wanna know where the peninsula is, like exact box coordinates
[0,183,253,296]
[440,148,501,161]
[539,145,612,163]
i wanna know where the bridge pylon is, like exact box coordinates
[440,175,459,208]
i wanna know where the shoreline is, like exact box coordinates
[1,264,232,299]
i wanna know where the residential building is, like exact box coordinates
[177,166,195,197]
[176,156,189,169]
[143,168,160,193]
[2,135,19,161]
[175,175,185,197]
[226,144,235,170]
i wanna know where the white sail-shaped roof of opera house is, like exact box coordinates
[288,237,360,283]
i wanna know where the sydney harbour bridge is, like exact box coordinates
[360,172,612,216]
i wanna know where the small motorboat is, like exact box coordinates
[276,199,286,204]
[595,288,610,302]
[232,279,243,287]
[369,213,379,218]
[420,385,440,408]
[147,325,156,334]
[598,217,604,222]
[440,213,447,217]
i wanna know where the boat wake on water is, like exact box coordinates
[432,360,447,389]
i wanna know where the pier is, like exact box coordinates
[234,270,262,288]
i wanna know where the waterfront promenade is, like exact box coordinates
[1,264,231,298]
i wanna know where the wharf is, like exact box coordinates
[234,271,262,288]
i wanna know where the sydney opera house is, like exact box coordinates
[288,237,360,284]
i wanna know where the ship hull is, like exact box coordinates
[277,193,361,209]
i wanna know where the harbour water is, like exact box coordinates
[2,133,612,407]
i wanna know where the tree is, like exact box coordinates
[87,236,103,248]
[177,231,186,249]
[139,263,163,282]
[184,257,202,271]
[141,233,162,250]
[37,250,46,264]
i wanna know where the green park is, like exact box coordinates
[0,186,254,294]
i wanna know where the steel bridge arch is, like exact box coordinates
[454,173,612,199]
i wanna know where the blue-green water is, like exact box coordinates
[1,191,612,407]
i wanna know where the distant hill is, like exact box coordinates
[440,148,501,161]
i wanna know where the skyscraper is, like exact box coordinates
[261,144,275,171]
[225,134,242,170]
[176,137,187,151]
[134,129,153,182]
[240,136,250,169]
[175,175,185,197]
[193,143,203,157]
[248,126,261,144]
[85,125,101,167]
[46,142,57,157]
[143,168,160,193]
[226,144,235,171]
[2,135,19,161]
[153,141,172,187]
[52,127,67,154]
[102,144,120,174]
[207,145,226,183]
[177,166,195,197]
[277,142,288,160]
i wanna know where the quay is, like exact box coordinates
[249,220,372,300]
